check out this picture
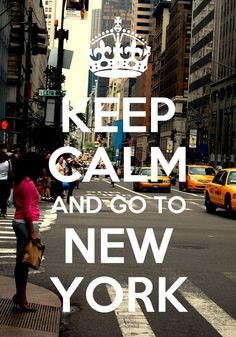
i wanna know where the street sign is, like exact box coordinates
[38,89,64,97]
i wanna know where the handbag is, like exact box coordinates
[22,239,45,270]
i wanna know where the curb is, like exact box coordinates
[0,276,61,337]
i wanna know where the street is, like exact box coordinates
[0,179,236,337]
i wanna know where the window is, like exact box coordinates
[138,0,151,3]
[228,171,236,185]
[137,14,150,19]
[137,7,151,11]
[137,29,150,34]
[137,22,150,27]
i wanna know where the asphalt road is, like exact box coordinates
[0,178,236,337]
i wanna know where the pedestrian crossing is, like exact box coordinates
[0,207,57,262]
[104,271,236,337]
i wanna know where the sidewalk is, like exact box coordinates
[0,276,61,337]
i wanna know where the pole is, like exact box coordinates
[54,0,66,147]
[21,7,33,153]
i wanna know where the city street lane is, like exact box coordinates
[1,178,235,337]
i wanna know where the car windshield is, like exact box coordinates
[228,171,236,185]
[189,167,215,175]
[141,168,166,176]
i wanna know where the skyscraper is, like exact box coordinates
[187,0,215,153]
[97,0,132,97]
[42,0,57,48]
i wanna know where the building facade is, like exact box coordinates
[6,0,48,150]
[158,0,192,157]
[208,0,236,167]
[131,0,155,40]
[0,0,10,144]
[97,0,132,98]
[187,0,215,161]
[149,0,171,154]
[42,0,57,48]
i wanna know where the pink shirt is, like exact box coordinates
[14,177,40,221]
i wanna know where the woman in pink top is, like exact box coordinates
[12,152,41,312]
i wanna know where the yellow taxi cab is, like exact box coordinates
[179,164,215,192]
[205,168,236,213]
[133,167,171,193]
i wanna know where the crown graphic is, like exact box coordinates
[89,17,151,78]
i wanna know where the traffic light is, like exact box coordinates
[0,119,9,131]
[171,128,177,142]
[31,24,48,55]
[66,0,89,17]
[9,24,24,54]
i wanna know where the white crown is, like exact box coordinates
[89,17,151,78]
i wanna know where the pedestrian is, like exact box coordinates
[8,150,20,208]
[66,158,78,203]
[111,163,117,187]
[12,152,41,312]
[0,150,12,217]
[53,156,65,200]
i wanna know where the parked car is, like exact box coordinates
[205,168,236,213]
[179,164,215,192]
[133,167,171,192]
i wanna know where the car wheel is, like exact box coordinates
[133,184,139,192]
[166,188,171,193]
[179,183,184,191]
[225,194,232,213]
[205,193,216,213]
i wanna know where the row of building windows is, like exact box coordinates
[222,0,236,18]
[137,14,150,19]
[137,7,151,12]
[137,22,150,27]
[138,0,151,3]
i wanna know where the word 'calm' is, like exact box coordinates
[49,146,186,183]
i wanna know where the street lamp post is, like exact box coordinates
[54,0,68,147]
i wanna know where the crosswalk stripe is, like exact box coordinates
[0,231,14,234]
[0,237,15,240]
[223,272,236,282]
[107,285,156,337]
[168,273,236,337]
[102,199,110,208]
[0,207,57,259]
[0,248,16,254]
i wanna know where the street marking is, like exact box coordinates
[0,231,15,235]
[168,273,236,337]
[103,180,154,200]
[189,201,205,210]
[102,199,110,208]
[172,188,205,198]
[223,272,236,282]
[0,237,16,240]
[107,285,156,337]
[0,248,16,254]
